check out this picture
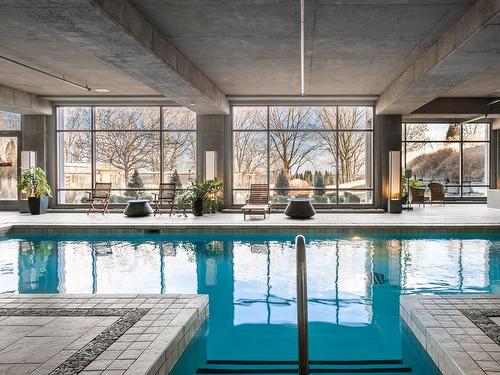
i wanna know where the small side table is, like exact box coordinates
[124,200,153,217]
[284,198,316,219]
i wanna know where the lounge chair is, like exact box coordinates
[86,182,112,215]
[428,182,445,205]
[409,186,428,207]
[241,184,271,220]
[153,183,176,216]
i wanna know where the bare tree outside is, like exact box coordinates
[269,106,316,179]
[316,107,369,185]
[233,107,267,187]
[95,107,160,184]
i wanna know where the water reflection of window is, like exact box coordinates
[0,239,19,293]
[233,239,373,327]
[401,239,489,292]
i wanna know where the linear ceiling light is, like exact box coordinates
[300,0,305,96]
[462,98,500,124]
[0,55,91,91]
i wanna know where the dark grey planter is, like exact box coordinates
[284,198,316,219]
[28,196,49,215]
[193,199,204,216]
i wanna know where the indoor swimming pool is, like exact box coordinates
[1,232,499,374]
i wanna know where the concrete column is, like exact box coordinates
[373,115,402,210]
[21,114,57,208]
[196,114,230,207]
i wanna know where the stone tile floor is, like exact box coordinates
[0,294,208,375]
[1,204,499,235]
[401,294,500,375]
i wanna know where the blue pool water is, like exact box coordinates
[1,232,500,374]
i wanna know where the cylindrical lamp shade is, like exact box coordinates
[205,150,217,181]
[388,150,402,213]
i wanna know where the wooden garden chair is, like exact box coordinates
[86,182,111,215]
[409,186,428,207]
[428,182,446,205]
[153,183,176,216]
[241,184,271,220]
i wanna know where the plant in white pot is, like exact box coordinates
[17,167,52,215]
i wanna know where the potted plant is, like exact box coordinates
[17,167,52,215]
[181,178,223,216]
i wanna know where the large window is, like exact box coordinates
[232,106,373,205]
[402,123,490,198]
[57,106,196,204]
[0,111,20,200]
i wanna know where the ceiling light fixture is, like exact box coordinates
[94,88,110,93]
[462,98,500,124]
[0,55,91,91]
[300,0,305,96]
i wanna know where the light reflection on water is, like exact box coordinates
[1,233,499,374]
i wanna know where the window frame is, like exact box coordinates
[231,105,375,208]
[55,105,196,206]
[402,122,491,200]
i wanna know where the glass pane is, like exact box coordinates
[338,190,373,204]
[0,111,21,130]
[0,136,17,199]
[405,142,460,185]
[163,132,196,188]
[95,107,160,130]
[405,123,459,142]
[233,107,267,130]
[108,190,156,203]
[270,133,333,193]
[463,123,489,141]
[337,106,373,130]
[58,190,89,204]
[57,107,91,130]
[96,132,160,192]
[233,190,249,205]
[462,186,487,197]
[233,131,267,189]
[57,132,92,190]
[338,132,372,188]
[163,107,196,130]
[444,185,460,198]
[269,106,316,130]
[463,142,488,186]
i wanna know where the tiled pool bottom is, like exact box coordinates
[2,232,500,374]
[0,294,208,375]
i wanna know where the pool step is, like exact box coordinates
[197,359,412,374]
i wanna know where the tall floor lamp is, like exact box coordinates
[404,169,413,210]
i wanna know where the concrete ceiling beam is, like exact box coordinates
[11,0,229,114]
[376,0,500,115]
[0,84,52,115]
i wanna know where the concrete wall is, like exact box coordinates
[373,115,402,210]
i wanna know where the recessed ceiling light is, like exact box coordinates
[189,102,196,106]
[95,88,110,93]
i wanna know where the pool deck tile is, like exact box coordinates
[1,204,500,234]
[0,294,208,375]
[401,294,500,375]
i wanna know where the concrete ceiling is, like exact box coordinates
[130,0,477,96]
[0,0,499,116]
[0,4,158,97]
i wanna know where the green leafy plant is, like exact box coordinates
[180,178,223,215]
[17,167,52,198]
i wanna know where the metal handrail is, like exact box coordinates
[296,235,309,375]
